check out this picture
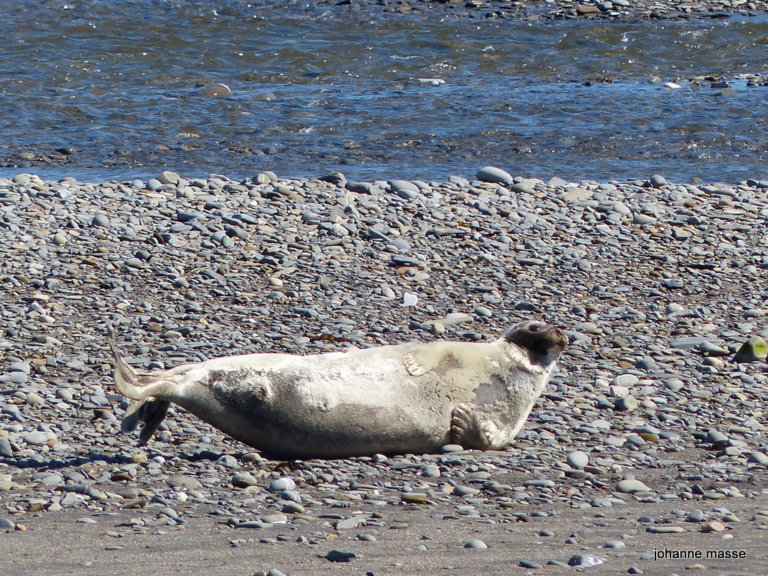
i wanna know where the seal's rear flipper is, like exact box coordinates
[122,398,171,444]
[109,326,175,444]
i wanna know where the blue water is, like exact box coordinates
[0,1,766,183]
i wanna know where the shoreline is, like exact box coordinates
[2,167,767,188]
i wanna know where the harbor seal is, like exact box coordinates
[110,321,567,458]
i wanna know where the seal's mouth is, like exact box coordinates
[550,327,569,350]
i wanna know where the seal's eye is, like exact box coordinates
[529,323,542,332]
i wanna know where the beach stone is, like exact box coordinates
[747,451,768,465]
[698,341,730,357]
[389,180,421,199]
[733,336,768,362]
[216,455,238,469]
[453,485,480,497]
[464,539,488,549]
[268,477,296,492]
[90,213,110,227]
[616,479,651,494]
[613,374,639,387]
[335,517,366,530]
[705,430,729,447]
[476,166,513,186]
[325,550,358,562]
[562,187,593,202]
[158,171,181,185]
[231,472,259,488]
[0,439,13,457]
[567,450,589,469]
[568,554,603,567]
[0,517,16,530]
[686,510,705,522]
[649,174,667,187]
[614,396,638,411]
[22,431,51,445]
[647,526,684,533]
[0,372,28,384]
[702,521,726,533]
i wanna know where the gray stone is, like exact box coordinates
[0,372,28,384]
[616,479,652,494]
[568,554,603,567]
[476,166,514,186]
[91,213,110,227]
[747,451,768,466]
[268,477,297,492]
[389,180,421,199]
[649,174,667,188]
[567,450,589,469]
[733,336,768,362]
[325,550,359,562]
[231,472,259,488]
[0,518,16,530]
[614,396,638,411]
[336,517,366,530]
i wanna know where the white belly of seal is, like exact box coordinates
[295,355,410,411]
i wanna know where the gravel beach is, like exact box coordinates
[1,167,767,574]
[329,0,768,20]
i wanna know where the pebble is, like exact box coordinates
[687,509,705,522]
[325,550,359,562]
[567,450,589,469]
[90,213,110,228]
[614,396,638,411]
[649,174,667,188]
[267,477,297,492]
[231,472,260,488]
[476,166,514,186]
[747,452,768,466]
[733,336,768,362]
[463,539,488,549]
[616,479,652,494]
[568,554,603,567]
[647,526,685,533]
[0,518,16,530]
[704,430,730,447]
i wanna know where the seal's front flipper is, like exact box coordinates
[403,352,429,376]
[450,404,492,450]
[404,345,462,378]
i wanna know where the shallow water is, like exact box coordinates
[1,1,766,183]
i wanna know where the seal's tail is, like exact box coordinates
[108,327,174,444]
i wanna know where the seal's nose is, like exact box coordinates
[552,327,569,348]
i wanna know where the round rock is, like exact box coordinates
[567,450,589,469]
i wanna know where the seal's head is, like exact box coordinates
[503,321,568,368]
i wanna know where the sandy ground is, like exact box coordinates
[3,477,767,576]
